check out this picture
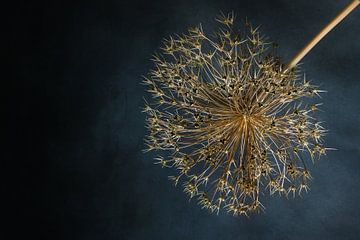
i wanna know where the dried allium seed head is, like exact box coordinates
[143,12,327,216]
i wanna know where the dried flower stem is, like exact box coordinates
[285,0,359,70]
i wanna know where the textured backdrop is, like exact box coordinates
[7,0,360,239]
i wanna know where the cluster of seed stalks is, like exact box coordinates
[143,13,328,216]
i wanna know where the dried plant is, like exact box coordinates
[142,13,329,216]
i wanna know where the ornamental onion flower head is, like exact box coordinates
[142,12,328,216]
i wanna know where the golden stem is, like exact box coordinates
[285,0,359,71]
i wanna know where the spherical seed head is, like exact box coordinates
[143,12,327,216]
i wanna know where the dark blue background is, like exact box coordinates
[6,0,360,239]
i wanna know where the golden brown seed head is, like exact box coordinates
[143,12,327,216]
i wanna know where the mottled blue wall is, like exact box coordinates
[8,0,360,239]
